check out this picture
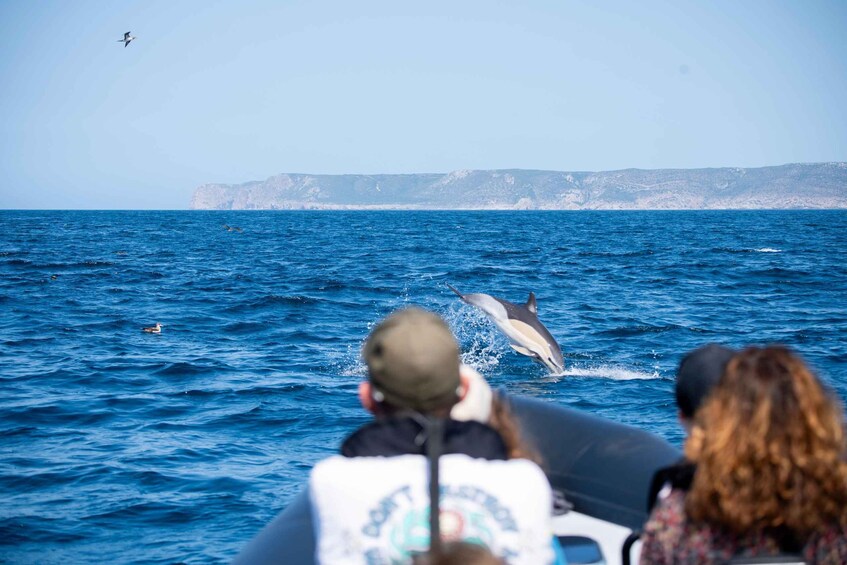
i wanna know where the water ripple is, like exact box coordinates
[0,209,845,563]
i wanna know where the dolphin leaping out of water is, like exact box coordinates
[447,283,564,374]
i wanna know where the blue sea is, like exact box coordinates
[1,210,846,564]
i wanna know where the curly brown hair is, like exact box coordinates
[684,346,847,537]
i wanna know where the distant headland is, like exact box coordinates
[190,162,847,210]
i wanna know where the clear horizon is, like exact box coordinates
[1,1,846,210]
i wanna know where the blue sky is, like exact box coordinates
[1,0,845,209]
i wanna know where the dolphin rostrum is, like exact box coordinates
[447,283,564,373]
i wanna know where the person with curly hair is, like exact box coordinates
[640,346,847,564]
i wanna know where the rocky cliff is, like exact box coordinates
[190,163,847,210]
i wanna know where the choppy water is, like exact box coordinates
[1,210,846,564]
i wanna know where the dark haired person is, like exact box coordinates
[640,346,847,563]
[647,343,734,510]
[309,307,560,564]
[674,344,735,434]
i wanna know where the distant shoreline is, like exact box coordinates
[190,163,847,211]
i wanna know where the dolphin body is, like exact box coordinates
[447,284,564,373]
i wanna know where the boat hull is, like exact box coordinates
[234,394,681,564]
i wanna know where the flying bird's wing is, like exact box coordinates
[124,32,131,40]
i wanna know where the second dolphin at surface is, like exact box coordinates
[447,283,565,374]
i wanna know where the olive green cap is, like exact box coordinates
[363,307,461,412]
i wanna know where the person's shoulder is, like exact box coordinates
[339,420,382,455]
[444,418,499,437]
[644,488,687,532]
[439,454,552,503]
[339,417,509,459]
[443,419,508,459]
[313,453,423,474]
[441,452,545,475]
[339,417,422,457]
[806,521,847,560]
[309,455,345,485]
[310,453,427,498]
[659,487,687,507]
[648,459,695,511]
[641,489,703,565]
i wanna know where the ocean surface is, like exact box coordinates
[1,210,846,564]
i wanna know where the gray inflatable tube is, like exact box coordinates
[234,394,681,564]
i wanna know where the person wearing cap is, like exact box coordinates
[674,344,736,434]
[309,307,560,564]
[342,308,508,459]
[646,343,735,512]
[640,346,847,563]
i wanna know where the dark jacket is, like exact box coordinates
[341,415,508,460]
[647,458,696,512]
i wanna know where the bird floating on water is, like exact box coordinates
[143,322,162,334]
[117,31,136,48]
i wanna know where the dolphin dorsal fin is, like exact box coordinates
[526,292,537,314]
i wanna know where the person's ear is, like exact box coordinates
[458,373,469,401]
[359,381,376,413]
[678,410,693,434]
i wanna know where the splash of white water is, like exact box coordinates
[555,364,659,380]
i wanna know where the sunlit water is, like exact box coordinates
[1,210,845,563]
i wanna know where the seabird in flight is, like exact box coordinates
[118,31,137,48]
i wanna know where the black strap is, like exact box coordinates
[426,417,445,560]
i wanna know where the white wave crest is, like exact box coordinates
[556,364,659,381]
[753,248,781,253]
